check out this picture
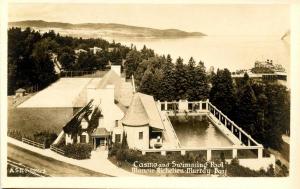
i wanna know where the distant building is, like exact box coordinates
[232,59,287,86]
[108,47,116,52]
[89,46,102,54]
[74,49,87,55]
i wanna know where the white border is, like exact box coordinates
[1,0,300,188]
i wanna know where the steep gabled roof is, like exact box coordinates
[97,69,121,89]
[121,93,164,130]
[96,69,122,100]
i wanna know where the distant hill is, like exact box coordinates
[9,20,206,38]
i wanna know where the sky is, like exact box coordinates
[8,3,290,36]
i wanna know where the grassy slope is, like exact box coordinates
[8,96,73,137]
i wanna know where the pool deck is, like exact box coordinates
[207,112,243,146]
[160,112,181,148]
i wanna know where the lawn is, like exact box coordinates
[8,107,73,137]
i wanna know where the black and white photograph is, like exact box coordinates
[1,0,300,188]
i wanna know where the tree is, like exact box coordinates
[58,46,76,70]
[209,69,237,119]
[141,45,155,60]
[186,58,209,101]
[262,84,288,149]
[160,57,177,101]
[124,50,142,79]
[236,84,258,136]
[121,131,128,149]
[30,38,58,89]
[174,57,188,100]
[139,68,156,96]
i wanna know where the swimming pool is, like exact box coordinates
[170,116,233,148]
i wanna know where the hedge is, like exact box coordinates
[8,129,57,148]
[62,143,93,160]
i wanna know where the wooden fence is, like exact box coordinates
[22,137,45,149]
[50,145,65,155]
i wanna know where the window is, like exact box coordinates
[139,132,143,140]
[115,134,121,143]
[80,135,86,143]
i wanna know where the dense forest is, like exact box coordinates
[8,27,129,95]
[8,27,290,150]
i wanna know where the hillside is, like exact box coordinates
[9,20,206,38]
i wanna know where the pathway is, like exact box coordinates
[7,137,142,177]
[8,143,107,177]
[160,112,181,148]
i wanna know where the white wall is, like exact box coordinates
[124,126,149,149]
[225,155,276,171]
[112,125,123,143]
[98,85,124,131]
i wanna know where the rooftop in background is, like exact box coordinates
[18,78,91,108]
[17,66,133,108]
[121,92,164,130]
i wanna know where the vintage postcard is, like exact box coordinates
[1,0,299,188]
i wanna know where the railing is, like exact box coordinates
[207,102,261,146]
[157,100,261,147]
[50,145,65,155]
[22,137,45,149]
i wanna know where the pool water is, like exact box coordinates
[170,116,233,148]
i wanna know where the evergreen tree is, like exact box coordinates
[141,45,155,60]
[236,84,258,136]
[186,58,209,101]
[263,84,287,149]
[209,69,237,119]
[139,68,155,96]
[174,57,188,100]
[58,46,76,70]
[124,50,142,79]
[30,38,58,89]
[121,131,128,149]
[160,57,177,101]
[152,68,164,100]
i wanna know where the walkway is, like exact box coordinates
[160,112,181,148]
[207,112,243,146]
[7,137,142,177]
[8,143,106,177]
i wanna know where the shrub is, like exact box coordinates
[33,131,58,148]
[7,130,23,141]
[276,159,282,166]
[63,143,93,159]
[109,143,121,157]
[230,157,239,166]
